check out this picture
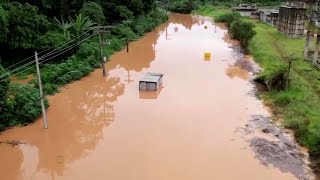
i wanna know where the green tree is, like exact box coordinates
[7,84,48,125]
[0,5,9,44]
[0,64,9,99]
[0,64,10,131]
[3,2,50,48]
[142,0,156,13]
[215,11,241,27]
[54,16,72,40]
[116,5,134,21]
[34,31,68,50]
[80,1,105,24]
[128,0,143,15]
[230,20,256,49]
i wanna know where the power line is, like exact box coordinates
[0,65,36,84]
[38,29,93,60]
[0,30,100,83]
[2,29,94,72]
[0,60,35,79]
[0,30,94,79]
[0,29,102,100]
[40,31,100,65]
[3,56,34,72]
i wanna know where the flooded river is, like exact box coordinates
[0,14,314,180]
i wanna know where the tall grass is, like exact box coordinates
[193,5,231,18]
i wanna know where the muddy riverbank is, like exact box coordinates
[0,14,314,180]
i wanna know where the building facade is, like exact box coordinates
[277,6,306,38]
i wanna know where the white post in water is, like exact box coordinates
[35,51,48,129]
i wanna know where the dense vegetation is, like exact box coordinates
[195,4,320,174]
[0,0,167,130]
[214,11,256,51]
[160,0,284,14]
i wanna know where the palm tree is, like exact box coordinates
[54,16,72,40]
[69,14,95,41]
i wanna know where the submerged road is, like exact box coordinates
[0,14,313,180]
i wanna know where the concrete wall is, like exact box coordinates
[260,11,278,26]
[270,13,279,26]
[238,11,254,17]
[260,12,267,22]
[277,6,306,38]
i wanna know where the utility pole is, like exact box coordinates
[96,26,115,77]
[286,57,295,90]
[122,21,132,53]
[125,70,134,83]
[98,32,107,77]
[35,51,48,129]
[286,60,292,90]
[126,38,129,52]
[166,0,169,18]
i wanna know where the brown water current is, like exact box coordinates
[0,14,314,180]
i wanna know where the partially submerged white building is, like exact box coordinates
[139,72,164,91]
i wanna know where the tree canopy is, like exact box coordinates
[80,1,105,25]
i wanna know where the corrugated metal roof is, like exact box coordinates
[140,72,163,83]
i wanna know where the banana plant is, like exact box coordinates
[69,14,95,42]
[54,16,72,40]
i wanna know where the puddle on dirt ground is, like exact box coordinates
[0,14,315,180]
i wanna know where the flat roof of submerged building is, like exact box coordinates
[140,72,164,83]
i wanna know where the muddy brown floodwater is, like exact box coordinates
[0,14,315,180]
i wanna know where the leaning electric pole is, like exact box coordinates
[35,51,48,129]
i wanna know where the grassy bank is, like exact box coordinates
[194,5,320,172]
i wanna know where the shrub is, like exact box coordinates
[43,83,58,95]
[168,0,199,14]
[113,25,138,41]
[77,41,100,59]
[215,12,241,27]
[0,64,9,98]
[109,38,125,52]
[0,84,48,128]
[230,20,256,50]
[41,56,94,86]
[11,84,48,124]
[116,6,134,21]
[34,31,67,50]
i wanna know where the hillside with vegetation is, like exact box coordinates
[0,0,167,130]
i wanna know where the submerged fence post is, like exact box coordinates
[313,34,320,65]
[286,59,292,90]
[99,31,106,77]
[126,38,129,53]
[304,30,310,58]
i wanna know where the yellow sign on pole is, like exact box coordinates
[204,52,211,61]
